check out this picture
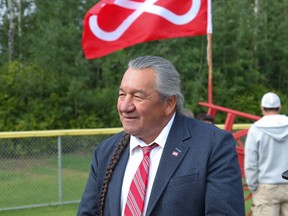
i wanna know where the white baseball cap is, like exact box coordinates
[261,92,281,108]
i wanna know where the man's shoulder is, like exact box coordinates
[254,114,288,127]
[175,112,230,137]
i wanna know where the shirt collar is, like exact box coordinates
[129,113,176,153]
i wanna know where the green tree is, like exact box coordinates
[0,0,287,131]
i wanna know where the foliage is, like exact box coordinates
[0,0,287,131]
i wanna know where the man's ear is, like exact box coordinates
[165,95,177,115]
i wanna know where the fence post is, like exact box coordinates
[57,136,63,204]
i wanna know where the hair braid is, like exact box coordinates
[98,133,130,216]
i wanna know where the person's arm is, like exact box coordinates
[244,128,259,193]
[206,132,245,215]
[283,170,288,180]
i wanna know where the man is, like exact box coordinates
[78,56,245,216]
[245,92,288,216]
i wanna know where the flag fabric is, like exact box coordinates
[82,0,212,59]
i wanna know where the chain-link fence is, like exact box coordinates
[0,125,250,212]
[0,128,122,212]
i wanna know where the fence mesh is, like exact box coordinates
[0,133,113,211]
[0,125,250,212]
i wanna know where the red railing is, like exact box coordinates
[199,102,260,131]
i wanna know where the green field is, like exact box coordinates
[0,154,91,209]
[0,204,79,216]
[0,198,252,216]
[0,154,252,215]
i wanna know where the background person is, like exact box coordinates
[197,113,215,124]
[77,56,245,216]
[245,92,288,216]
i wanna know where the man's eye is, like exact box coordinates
[134,95,142,99]
[118,93,125,97]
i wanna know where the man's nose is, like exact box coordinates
[119,96,135,112]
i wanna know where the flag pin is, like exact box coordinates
[172,151,179,157]
[172,148,181,157]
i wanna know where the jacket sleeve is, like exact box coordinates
[244,127,259,193]
[205,131,245,216]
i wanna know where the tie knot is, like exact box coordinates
[141,143,158,156]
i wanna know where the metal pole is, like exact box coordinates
[57,136,62,204]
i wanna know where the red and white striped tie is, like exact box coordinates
[124,143,157,216]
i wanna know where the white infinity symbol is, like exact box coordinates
[89,0,201,41]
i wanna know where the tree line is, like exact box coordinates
[0,0,287,131]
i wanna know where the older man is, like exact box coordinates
[78,56,245,216]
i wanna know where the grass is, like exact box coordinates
[0,154,253,215]
[0,199,253,216]
[0,204,79,216]
[245,193,253,215]
[0,202,253,216]
[0,154,90,208]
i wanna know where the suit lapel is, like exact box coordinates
[146,114,191,215]
[107,142,130,216]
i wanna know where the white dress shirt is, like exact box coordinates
[121,113,175,216]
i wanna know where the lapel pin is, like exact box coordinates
[172,151,179,157]
[172,148,181,157]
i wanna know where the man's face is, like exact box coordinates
[117,67,172,144]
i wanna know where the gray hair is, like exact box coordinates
[128,56,184,113]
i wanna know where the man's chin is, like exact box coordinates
[123,126,138,137]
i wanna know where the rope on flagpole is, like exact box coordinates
[207,0,213,104]
[207,33,213,104]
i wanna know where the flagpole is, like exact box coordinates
[207,33,213,104]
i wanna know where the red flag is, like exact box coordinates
[82,0,212,59]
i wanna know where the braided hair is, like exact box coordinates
[98,133,130,216]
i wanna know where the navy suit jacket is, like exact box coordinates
[77,113,245,216]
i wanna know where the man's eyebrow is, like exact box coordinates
[133,89,146,95]
[119,88,146,95]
